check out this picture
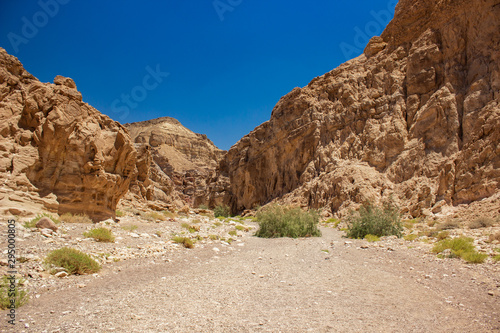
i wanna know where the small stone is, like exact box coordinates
[212,247,220,252]
[130,233,140,238]
[488,291,495,296]
[77,284,86,288]
[344,241,353,245]
[55,271,68,278]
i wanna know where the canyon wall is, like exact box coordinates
[204,0,500,217]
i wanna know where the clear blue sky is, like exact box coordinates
[0,0,396,150]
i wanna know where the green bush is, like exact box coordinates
[346,202,402,239]
[255,205,321,238]
[24,213,60,228]
[83,227,115,242]
[432,237,487,264]
[45,248,101,275]
[172,236,194,248]
[0,275,29,310]
[214,205,231,218]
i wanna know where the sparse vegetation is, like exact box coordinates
[0,275,29,310]
[162,210,178,219]
[468,217,495,229]
[493,249,500,262]
[214,205,231,218]
[228,230,237,236]
[323,218,341,228]
[171,236,194,249]
[235,225,247,232]
[345,201,402,239]
[181,223,200,233]
[143,211,167,222]
[198,204,209,210]
[436,231,450,240]
[24,213,61,228]
[60,212,92,223]
[154,231,162,237]
[121,224,138,232]
[115,210,125,217]
[255,205,321,238]
[432,237,487,263]
[83,227,115,243]
[436,219,461,231]
[404,234,418,241]
[209,234,219,240]
[45,248,101,275]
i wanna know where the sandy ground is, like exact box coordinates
[3,226,499,333]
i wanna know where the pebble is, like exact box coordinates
[212,247,220,252]
[55,271,68,278]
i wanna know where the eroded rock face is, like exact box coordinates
[0,47,137,221]
[124,117,224,207]
[205,0,500,217]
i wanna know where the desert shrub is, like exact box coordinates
[0,275,29,310]
[255,205,321,238]
[45,248,101,275]
[143,211,167,222]
[436,231,450,240]
[324,218,341,228]
[436,219,461,230]
[235,225,247,231]
[228,230,237,236]
[209,234,218,240]
[461,251,488,264]
[214,205,231,218]
[171,236,194,249]
[346,202,402,239]
[181,223,199,233]
[60,213,92,224]
[432,237,486,264]
[432,237,475,256]
[469,217,495,229]
[115,210,125,217]
[364,234,380,242]
[198,204,209,210]
[24,213,60,228]
[404,234,418,241]
[83,227,115,242]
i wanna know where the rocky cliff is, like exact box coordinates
[205,0,500,217]
[0,47,138,221]
[124,117,224,207]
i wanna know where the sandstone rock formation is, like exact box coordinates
[124,117,224,207]
[0,47,138,221]
[204,0,500,217]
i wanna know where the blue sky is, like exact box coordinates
[0,0,396,150]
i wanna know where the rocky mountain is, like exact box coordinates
[203,0,500,217]
[0,47,138,221]
[123,117,224,207]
